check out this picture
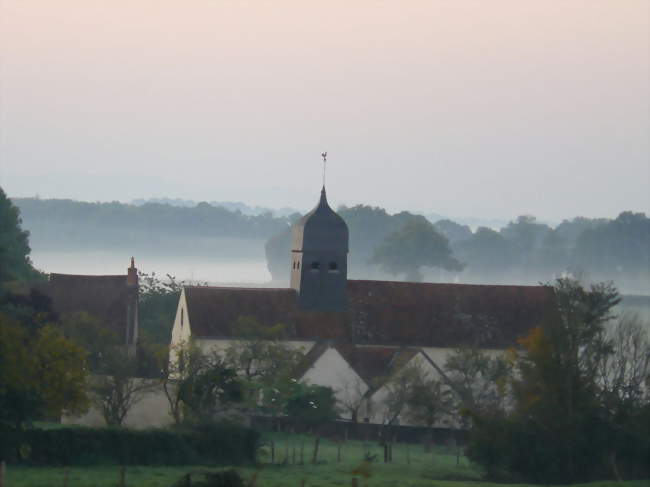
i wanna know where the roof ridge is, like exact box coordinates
[348,279,550,289]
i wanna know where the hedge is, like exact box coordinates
[0,424,259,466]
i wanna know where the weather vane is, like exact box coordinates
[321,151,327,187]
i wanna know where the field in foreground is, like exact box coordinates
[6,433,647,487]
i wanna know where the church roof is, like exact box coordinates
[183,280,557,349]
[291,187,349,252]
[34,273,135,342]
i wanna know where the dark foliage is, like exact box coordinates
[0,188,41,282]
[0,424,259,466]
[465,278,649,483]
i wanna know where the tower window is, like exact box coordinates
[310,261,320,270]
[329,262,338,271]
[297,261,300,269]
[293,261,296,269]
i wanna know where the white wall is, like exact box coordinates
[62,378,173,429]
[366,354,440,426]
[301,347,369,420]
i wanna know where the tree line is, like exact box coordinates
[11,195,649,293]
[267,206,649,294]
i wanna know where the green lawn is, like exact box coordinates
[5,432,646,487]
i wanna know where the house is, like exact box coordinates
[169,187,557,424]
[35,257,139,351]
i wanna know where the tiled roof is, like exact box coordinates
[35,273,134,342]
[184,280,556,349]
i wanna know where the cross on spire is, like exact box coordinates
[321,151,327,187]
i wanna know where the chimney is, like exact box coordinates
[127,256,138,286]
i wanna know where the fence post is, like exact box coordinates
[311,437,320,464]
[299,440,304,465]
[0,461,5,487]
[270,440,275,464]
[119,465,126,487]
[64,467,70,487]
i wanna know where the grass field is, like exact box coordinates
[5,432,646,487]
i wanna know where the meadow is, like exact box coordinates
[4,433,645,487]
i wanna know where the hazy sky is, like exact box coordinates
[1,1,648,222]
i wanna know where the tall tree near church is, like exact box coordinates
[0,187,39,282]
[370,218,463,282]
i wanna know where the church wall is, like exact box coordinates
[300,347,369,421]
[168,290,193,371]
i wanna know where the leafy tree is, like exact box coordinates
[225,316,302,385]
[0,187,39,282]
[162,340,203,425]
[404,376,453,448]
[443,347,511,419]
[465,278,649,482]
[455,227,513,281]
[376,360,427,427]
[370,218,463,282]
[138,271,186,345]
[0,314,89,429]
[433,219,472,245]
[264,227,292,282]
[177,351,244,424]
[285,383,339,429]
[573,212,649,291]
[57,311,119,371]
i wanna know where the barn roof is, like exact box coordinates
[34,273,134,342]
[183,280,556,349]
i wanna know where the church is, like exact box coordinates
[170,186,556,424]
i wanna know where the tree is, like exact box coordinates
[225,317,302,383]
[176,351,244,424]
[443,347,511,419]
[285,383,339,430]
[90,347,157,427]
[377,360,427,427]
[0,187,39,282]
[465,277,649,482]
[57,311,119,372]
[138,271,186,346]
[370,218,464,282]
[433,219,472,245]
[404,376,453,448]
[455,227,513,281]
[0,314,89,429]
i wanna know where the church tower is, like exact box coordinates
[290,187,349,311]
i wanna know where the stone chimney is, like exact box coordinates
[125,257,139,352]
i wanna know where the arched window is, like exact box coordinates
[311,261,320,270]
[292,261,296,269]
[297,261,300,269]
[181,308,184,328]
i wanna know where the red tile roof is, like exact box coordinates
[184,280,556,349]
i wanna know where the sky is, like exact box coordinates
[0,0,648,222]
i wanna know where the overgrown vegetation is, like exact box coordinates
[463,278,650,483]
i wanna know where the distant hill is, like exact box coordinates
[131,197,300,217]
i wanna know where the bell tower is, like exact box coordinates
[290,187,349,311]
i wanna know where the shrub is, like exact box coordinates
[0,424,259,466]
